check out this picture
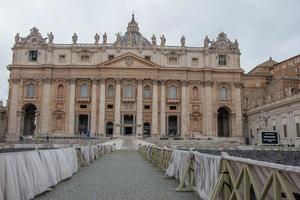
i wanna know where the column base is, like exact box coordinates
[5,132,19,142]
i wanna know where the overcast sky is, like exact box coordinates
[0,0,299,103]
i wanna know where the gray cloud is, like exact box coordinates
[0,0,299,103]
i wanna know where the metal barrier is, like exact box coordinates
[138,145,300,200]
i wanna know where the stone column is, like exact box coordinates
[7,78,20,141]
[67,79,76,135]
[114,79,121,136]
[160,80,166,135]
[98,78,106,136]
[41,78,51,134]
[90,79,98,137]
[181,81,187,137]
[203,81,213,136]
[136,79,143,136]
[151,80,158,136]
[234,82,243,136]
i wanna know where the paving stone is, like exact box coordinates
[35,150,200,200]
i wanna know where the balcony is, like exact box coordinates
[167,98,180,104]
[76,97,90,103]
[23,97,37,102]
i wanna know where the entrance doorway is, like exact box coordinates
[123,114,134,135]
[106,122,113,136]
[217,107,230,137]
[78,114,89,135]
[23,104,37,136]
[143,122,151,136]
[168,116,178,137]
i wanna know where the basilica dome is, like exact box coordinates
[118,14,151,46]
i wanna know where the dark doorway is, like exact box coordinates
[123,114,134,135]
[78,115,89,135]
[168,116,178,137]
[143,122,151,136]
[218,107,230,137]
[23,104,37,136]
[106,122,113,136]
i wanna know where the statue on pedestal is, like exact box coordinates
[72,33,78,44]
[151,34,157,46]
[181,35,185,47]
[15,33,20,44]
[102,32,107,44]
[204,36,210,48]
[94,33,100,44]
[47,32,54,44]
[160,34,166,47]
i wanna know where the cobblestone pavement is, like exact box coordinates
[35,150,200,200]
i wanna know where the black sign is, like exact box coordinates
[261,131,278,144]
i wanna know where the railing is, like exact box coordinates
[138,145,300,200]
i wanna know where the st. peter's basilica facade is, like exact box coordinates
[6,15,243,141]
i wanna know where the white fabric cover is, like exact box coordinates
[23,151,49,196]
[166,150,192,185]
[61,147,78,174]
[0,147,79,200]
[39,150,60,186]
[193,151,221,200]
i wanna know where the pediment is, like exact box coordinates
[99,53,159,68]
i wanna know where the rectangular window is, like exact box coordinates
[144,105,150,109]
[273,126,276,131]
[144,56,151,61]
[81,55,90,62]
[107,104,113,109]
[296,123,300,137]
[192,57,198,65]
[108,55,114,60]
[170,105,176,110]
[283,124,287,137]
[218,55,226,65]
[29,50,38,61]
[80,104,87,109]
[59,54,66,62]
[168,57,178,64]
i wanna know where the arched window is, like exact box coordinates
[220,87,228,101]
[192,86,198,99]
[27,83,35,97]
[108,85,114,98]
[125,84,133,98]
[80,83,89,97]
[57,84,64,97]
[143,85,151,98]
[169,86,177,99]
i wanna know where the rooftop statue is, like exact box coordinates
[151,34,157,46]
[116,32,121,44]
[94,33,100,45]
[15,33,20,44]
[72,33,78,44]
[181,35,185,47]
[160,34,166,47]
[102,32,107,44]
[204,36,210,48]
[47,32,54,44]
